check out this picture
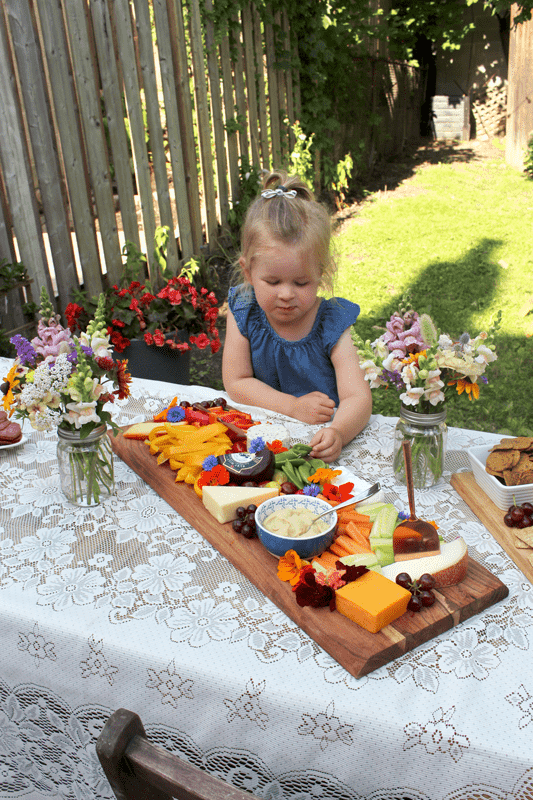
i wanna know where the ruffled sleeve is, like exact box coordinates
[320,298,361,354]
[227,286,255,337]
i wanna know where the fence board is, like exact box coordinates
[242,4,260,168]
[152,0,194,259]
[63,0,123,283]
[232,19,250,166]
[505,7,533,171]
[112,0,156,274]
[132,0,179,281]
[188,0,217,247]
[219,32,240,203]
[5,0,78,310]
[35,0,102,298]
[90,0,140,251]
[204,0,229,229]
[252,6,269,169]
[264,19,281,169]
[0,8,54,304]
[167,0,203,254]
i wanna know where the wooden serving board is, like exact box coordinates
[451,471,533,584]
[110,430,509,679]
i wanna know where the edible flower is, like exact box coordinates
[321,482,354,502]
[196,464,230,489]
[166,405,186,422]
[249,436,265,453]
[447,377,480,400]
[266,439,288,453]
[277,550,304,585]
[302,483,320,496]
[308,468,342,485]
[315,569,346,590]
[293,567,335,610]
[202,455,219,471]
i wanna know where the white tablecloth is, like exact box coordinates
[1,358,532,800]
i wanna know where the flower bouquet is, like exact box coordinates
[64,227,220,357]
[2,289,132,505]
[353,307,498,487]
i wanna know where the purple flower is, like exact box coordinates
[81,345,93,358]
[398,510,409,521]
[202,455,219,471]
[249,436,265,453]
[302,484,320,496]
[167,406,186,423]
[10,335,37,366]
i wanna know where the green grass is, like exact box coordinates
[334,155,533,435]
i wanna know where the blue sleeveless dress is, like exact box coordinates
[228,287,360,405]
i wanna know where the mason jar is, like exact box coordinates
[392,406,447,489]
[56,424,114,506]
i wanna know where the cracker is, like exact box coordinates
[515,529,533,547]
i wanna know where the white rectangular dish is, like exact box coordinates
[467,445,533,510]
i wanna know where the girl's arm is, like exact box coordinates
[309,328,372,462]
[222,309,335,424]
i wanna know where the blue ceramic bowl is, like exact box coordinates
[255,495,337,559]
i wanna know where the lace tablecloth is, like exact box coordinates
[0,358,532,800]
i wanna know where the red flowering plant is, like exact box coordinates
[65,227,221,355]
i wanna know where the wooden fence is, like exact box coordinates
[0,0,300,324]
[0,0,424,340]
[505,4,533,171]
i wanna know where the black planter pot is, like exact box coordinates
[116,332,191,385]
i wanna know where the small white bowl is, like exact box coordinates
[467,445,533,510]
[255,495,337,559]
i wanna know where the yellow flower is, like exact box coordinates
[2,363,21,413]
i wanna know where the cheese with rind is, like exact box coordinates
[202,485,279,524]
[246,422,290,450]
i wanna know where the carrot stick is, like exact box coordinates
[318,551,340,569]
[345,521,373,546]
[336,509,371,525]
[337,534,372,554]
[329,541,351,557]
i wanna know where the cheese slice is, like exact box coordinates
[202,485,280,524]
[124,422,162,440]
[335,571,411,633]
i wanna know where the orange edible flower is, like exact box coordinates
[266,439,288,454]
[308,467,342,485]
[321,481,354,502]
[448,378,479,400]
[277,550,303,585]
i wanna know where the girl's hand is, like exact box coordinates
[290,392,335,425]
[309,427,343,463]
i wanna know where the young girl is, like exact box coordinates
[222,171,372,463]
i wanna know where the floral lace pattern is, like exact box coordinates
[0,359,532,800]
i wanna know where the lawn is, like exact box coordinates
[334,147,533,436]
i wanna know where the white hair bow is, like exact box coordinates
[261,188,297,199]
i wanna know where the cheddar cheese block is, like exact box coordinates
[124,422,163,440]
[335,571,411,633]
[202,485,279,524]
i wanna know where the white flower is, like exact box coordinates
[399,386,425,406]
[131,553,195,597]
[401,362,419,384]
[167,598,239,647]
[37,566,105,610]
[14,526,76,563]
[18,475,64,507]
[474,344,497,365]
[63,401,101,428]
[115,495,173,533]
[382,352,403,372]
[436,628,500,679]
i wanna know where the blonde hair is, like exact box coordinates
[235,170,336,293]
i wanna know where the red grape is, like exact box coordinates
[419,590,436,607]
[418,573,436,591]
[396,572,412,590]
[407,595,423,612]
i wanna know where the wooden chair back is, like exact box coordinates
[96,708,261,800]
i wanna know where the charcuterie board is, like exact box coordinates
[110,429,509,678]
[451,471,533,584]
